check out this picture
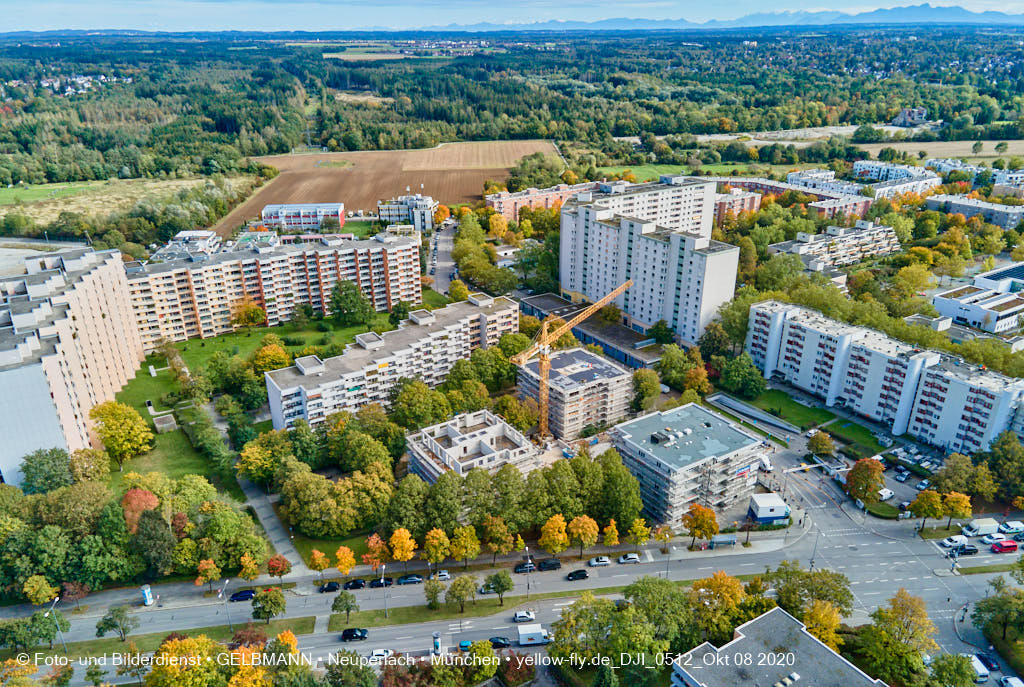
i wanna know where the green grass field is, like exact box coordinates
[749,390,835,430]
[825,419,886,455]
[343,219,377,238]
[919,525,960,540]
[0,180,106,206]
[421,287,449,309]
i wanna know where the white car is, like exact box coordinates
[432,569,451,581]
[998,520,1024,534]
[368,649,394,664]
[940,535,968,549]
[981,533,1007,545]
[805,429,818,438]
[588,556,611,567]
[617,553,641,564]
[513,611,535,623]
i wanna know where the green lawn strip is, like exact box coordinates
[986,629,1024,678]
[701,400,789,447]
[919,526,961,540]
[824,419,886,454]
[0,180,105,205]
[959,562,1017,575]
[748,389,835,430]
[421,287,450,309]
[0,617,315,662]
[253,419,273,434]
[342,219,377,238]
[866,502,899,519]
[326,574,761,632]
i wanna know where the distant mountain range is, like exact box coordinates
[422,4,1024,32]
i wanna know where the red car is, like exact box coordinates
[991,540,1018,554]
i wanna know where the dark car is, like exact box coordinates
[514,562,536,574]
[369,577,394,588]
[948,544,979,557]
[538,558,562,571]
[341,628,368,642]
[1014,532,1024,542]
[489,637,512,649]
[977,652,1001,672]
[397,574,424,585]
[343,579,365,590]
[567,570,589,582]
[319,581,340,593]
[228,589,255,602]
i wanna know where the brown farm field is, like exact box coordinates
[211,140,556,236]
[860,139,1024,162]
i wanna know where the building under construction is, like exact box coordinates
[609,403,763,524]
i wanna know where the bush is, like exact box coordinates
[282,336,304,347]
[317,335,332,346]
[316,322,331,332]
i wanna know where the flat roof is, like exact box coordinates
[519,347,631,392]
[613,403,759,471]
[266,296,516,389]
[979,261,1024,282]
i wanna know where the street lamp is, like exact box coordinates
[217,579,234,632]
[381,564,389,618]
[44,596,67,654]
[525,546,532,599]
[808,531,821,572]
[664,546,674,578]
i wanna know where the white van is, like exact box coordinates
[760,456,774,473]
[878,488,895,502]
[967,654,990,682]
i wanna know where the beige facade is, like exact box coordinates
[128,234,421,352]
[0,249,143,485]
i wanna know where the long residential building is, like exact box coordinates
[767,220,901,271]
[560,178,737,345]
[853,160,936,182]
[610,403,762,523]
[261,203,345,231]
[0,249,144,485]
[127,234,421,352]
[933,262,1024,334]
[518,347,632,439]
[406,409,541,483]
[266,294,517,429]
[925,194,1024,230]
[712,188,762,226]
[377,194,438,232]
[746,300,1024,454]
[485,181,602,221]
[786,169,863,196]
[698,175,872,218]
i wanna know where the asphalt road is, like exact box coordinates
[430,221,456,294]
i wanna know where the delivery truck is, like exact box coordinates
[962,518,999,537]
[517,624,551,646]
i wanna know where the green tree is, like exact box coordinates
[19,448,73,494]
[481,515,514,565]
[329,280,374,327]
[424,579,445,610]
[252,587,287,623]
[390,380,451,429]
[68,448,111,484]
[132,509,176,576]
[632,368,661,411]
[485,570,514,606]
[861,588,938,686]
[598,449,643,529]
[928,653,976,687]
[807,431,835,456]
[909,490,944,530]
[719,353,766,399]
[623,576,697,652]
[95,606,139,641]
[656,344,694,390]
[449,525,481,570]
[448,279,470,302]
[698,321,731,360]
[445,574,477,613]
[89,402,153,469]
[325,649,377,687]
[647,320,675,344]
[426,472,463,534]
[389,301,412,326]
[492,395,540,433]
[332,591,359,622]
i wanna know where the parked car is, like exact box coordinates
[458,640,473,652]
[948,544,979,557]
[895,472,910,483]
[537,558,561,571]
[1014,532,1024,543]
[1000,677,1024,687]
[513,611,535,623]
[567,570,589,581]
[981,533,1007,545]
[992,540,1018,554]
[899,501,912,512]
[588,556,610,567]
[999,520,1024,534]
[319,581,340,593]
[805,429,818,438]
[977,652,1001,671]
[617,553,641,564]
[514,562,536,574]
[343,579,365,590]
[878,488,895,502]
[940,535,968,548]
[431,570,451,581]
[479,582,496,595]
[229,589,255,602]
[368,649,393,663]
[490,636,512,649]
[369,577,393,588]
[397,574,423,585]
[915,479,931,491]
[341,628,368,642]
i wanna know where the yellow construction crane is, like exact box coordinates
[510,280,633,438]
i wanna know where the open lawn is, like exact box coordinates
[0,616,315,662]
[421,287,450,309]
[749,389,835,430]
[961,562,1017,575]
[343,219,377,237]
[825,419,886,455]
[919,525,961,540]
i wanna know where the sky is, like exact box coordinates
[3,0,1024,31]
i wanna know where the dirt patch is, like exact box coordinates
[210,140,556,237]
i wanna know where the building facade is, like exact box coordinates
[0,250,144,485]
[266,294,517,429]
[560,181,738,346]
[127,234,421,352]
[767,220,901,271]
[712,188,762,226]
[698,176,872,219]
[610,403,762,524]
[517,347,632,439]
[261,203,345,231]
[746,300,1024,454]
[406,409,541,483]
[786,169,864,196]
[377,194,439,232]
[485,182,602,221]
[925,194,1024,230]
[852,160,935,182]
[933,262,1024,335]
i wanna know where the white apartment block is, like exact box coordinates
[560,181,737,346]
[127,234,421,352]
[517,347,632,439]
[994,170,1024,186]
[870,175,942,199]
[933,262,1024,334]
[377,194,439,233]
[610,403,762,524]
[746,300,1024,454]
[266,294,517,429]
[853,160,937,182]
[0,249,144,485]
[406,409,541,483]
[786,170,864,196]
[926,158,987,177]
[571,176,716,239]
[261,203,345,231]
[767,220,901,270]
[925,194,1024,230]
